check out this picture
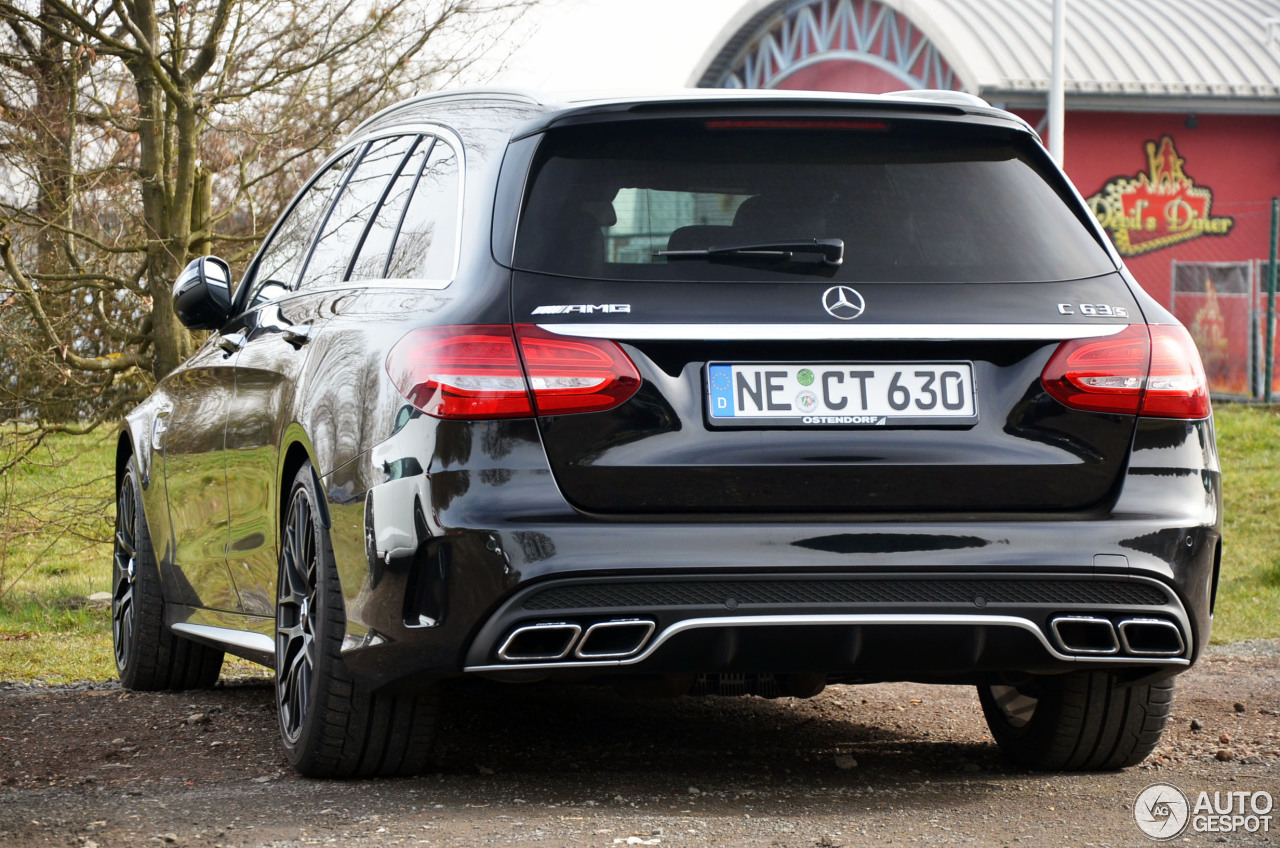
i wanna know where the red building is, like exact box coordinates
[691,0,1280,394]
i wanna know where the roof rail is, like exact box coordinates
[351,88,550,136]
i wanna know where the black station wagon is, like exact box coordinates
[114,89,1221,777]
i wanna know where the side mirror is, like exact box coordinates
[172,256,233,330]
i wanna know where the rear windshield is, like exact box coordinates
[512,119,1116,283]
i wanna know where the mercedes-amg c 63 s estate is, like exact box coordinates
[114,89,1221,777]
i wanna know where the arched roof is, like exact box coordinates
[692,0,1280,112]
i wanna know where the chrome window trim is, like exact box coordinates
[534,323,1132,342]
[247,276,454,306]
[290,276,455,294]
[463,613,1191,673]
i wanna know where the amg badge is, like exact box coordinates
[532,304,631,315]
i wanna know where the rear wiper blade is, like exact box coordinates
[654,238,844,267]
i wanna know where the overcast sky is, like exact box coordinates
[476,0,749,91]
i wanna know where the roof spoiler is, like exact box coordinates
[885,89,991,109]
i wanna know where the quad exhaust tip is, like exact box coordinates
[497,622,582,662]
[497,615,1184,664]
[1118,618,1186,656]
[497,619,656,663]
[1051,615,1119,655]
[1051,615,1186,657]
[575,619,656,659]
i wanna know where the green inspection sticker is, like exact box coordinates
[797,368,815,386]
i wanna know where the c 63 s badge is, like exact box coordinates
[1057,303,1129,317]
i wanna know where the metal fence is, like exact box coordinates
[1158,200,1279,400]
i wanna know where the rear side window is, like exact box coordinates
[349,136,434,279]
[386,141,460,281]
[345,137,460,283]
[513,120,1116,283]
[298,135,417,290]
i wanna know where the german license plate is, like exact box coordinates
[707,363,976,426]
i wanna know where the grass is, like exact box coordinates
[1210,404,1280,643]
[0,429,116,682]
[1,407,1278,682]
[0,428,115,603]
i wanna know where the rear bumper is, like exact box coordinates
[460,571,1193,682]
[324,417,1220,691]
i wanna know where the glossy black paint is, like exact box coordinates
[151,338,241,612]
[508,270,1148,512]
[222,294,328,616]
[120,91,1220,696]
[330,408,1217,689]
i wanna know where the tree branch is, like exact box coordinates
[0,226,147,373]
[184,0,234,84]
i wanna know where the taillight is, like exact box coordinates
[1141,324,1210,418]
[386,326,533,418]
[1040,324,1209,419]
[1041,325,1149,415]
[514,324,641,415]
[386,325,640,419]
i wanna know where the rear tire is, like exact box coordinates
[275,461,440,778]
[978,671,1174,770]
[113,458,224,690]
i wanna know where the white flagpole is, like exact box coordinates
[1049,0,1066,164]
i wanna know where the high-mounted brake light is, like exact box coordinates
[386,325,640,420]
[703,119,890,131]
[1040,324,1209,419]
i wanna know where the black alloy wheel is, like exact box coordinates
[112,458,223,690]
[277,478,319,744]
[274,461,441,778]
[112,471,139,671]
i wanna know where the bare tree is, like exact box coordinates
[0,0,534,453]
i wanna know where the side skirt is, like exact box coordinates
[167,604,275,667]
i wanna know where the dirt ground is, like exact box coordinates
[2,643,1279,848]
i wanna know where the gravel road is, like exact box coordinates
[2,642,1278,847]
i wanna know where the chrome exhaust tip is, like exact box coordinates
[574,619,656,659]
[1050,615,1119,655]
[1118,618,1185,656]
[497,622,582,662]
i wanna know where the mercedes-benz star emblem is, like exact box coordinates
[822,285,865,320]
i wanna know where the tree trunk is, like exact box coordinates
[190,167,213,257]
[126,2,196,380]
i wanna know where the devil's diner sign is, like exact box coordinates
[1085,136,1233,257]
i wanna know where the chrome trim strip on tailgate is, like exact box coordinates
[536,323,1130,341]
[464,613,1191,673]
